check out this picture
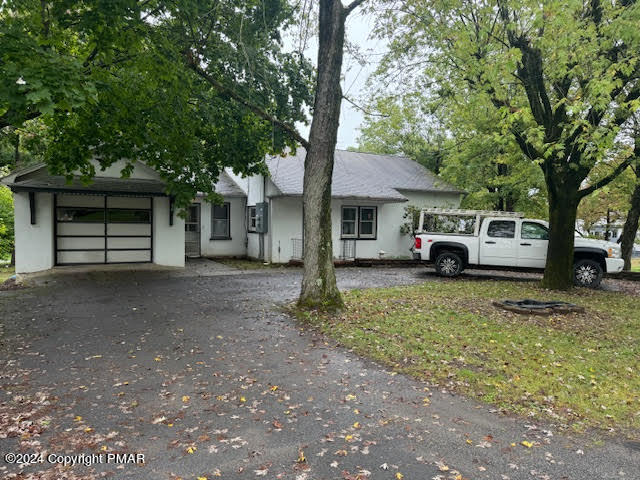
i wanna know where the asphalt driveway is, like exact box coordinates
[0,263,638,480]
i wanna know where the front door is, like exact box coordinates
[185,204,201,257]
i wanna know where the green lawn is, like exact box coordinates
[632,258,640,272]
[0,265,14,283]
[297,280,640,436]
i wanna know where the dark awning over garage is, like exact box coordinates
[8,174,168,197]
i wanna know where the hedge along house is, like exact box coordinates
[240,149,464,263]
[2,159,247,273]
[3,150,463,274]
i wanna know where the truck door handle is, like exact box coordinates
[520,242,532,246]
[485,241,496,244]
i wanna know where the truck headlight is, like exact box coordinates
[608,245,621,258]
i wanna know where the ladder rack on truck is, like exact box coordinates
[417,208,525,236]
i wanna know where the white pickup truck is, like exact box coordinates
[412,208,625,288]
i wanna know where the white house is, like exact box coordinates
[2,149,463,273]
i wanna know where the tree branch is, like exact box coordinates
[185,53,310,149]
[0,110,42,130]
[342,95,388,117]
[344,0,367,16]
[578,157,633,199]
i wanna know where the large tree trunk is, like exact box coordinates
[298,0,348,310]
[541,184,579,289]
[620,181,640,270]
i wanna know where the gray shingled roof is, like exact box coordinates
[212,170,246,197]
[8,174,168,196]
[4,164,246,198]
[266,149,463,202]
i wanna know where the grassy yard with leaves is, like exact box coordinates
[298,279,640,436]
[0,265,14,283]
[632,258,640,272]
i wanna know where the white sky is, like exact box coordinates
[291,9,386,150]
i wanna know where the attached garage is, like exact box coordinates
[55,194,153,265]
[2,160,186,273]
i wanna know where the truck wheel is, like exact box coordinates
[435,252,463,277]
[573,259,603,288]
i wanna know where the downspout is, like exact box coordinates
[262,175,268,262]
[245,175,250,251]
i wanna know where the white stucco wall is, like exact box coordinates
[246,174,274,260]
[196,196,247,257]
[330,191,462,260]
[267,196,303,263]
[153,197,185,267]
[264,190,462,263]
[13,192,55,273]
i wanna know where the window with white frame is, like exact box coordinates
[247,206,257,232]
[341,206,377,239]
[211,203,230,239]
[359,207,376,238]
[341,206,358,238]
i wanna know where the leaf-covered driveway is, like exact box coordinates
[0,267,638,479]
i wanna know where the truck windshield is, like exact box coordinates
[422,214,476,235]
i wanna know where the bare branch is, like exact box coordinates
[342,95,388,117]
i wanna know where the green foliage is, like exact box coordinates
[354,96,446,174]
[399,205,422,236]
[373,0,640,187]
[0,122,49,170]
[372,0,640,288]
[0,185,14,260]
[356,96,548,217]
[1,0,314,209]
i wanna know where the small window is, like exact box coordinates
[57,208,104,223]
[186,205,199,223]
[359,207,376,238]
[521,222,548,240]
[248,206,257,232]
[341,207,357,237]
[487,220,515,238]
[341,206,377,239]
[107,209,151,223]
[211,203,230,239]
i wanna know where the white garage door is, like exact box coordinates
[55,194,152,265]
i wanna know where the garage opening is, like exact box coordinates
[55,194,152,265]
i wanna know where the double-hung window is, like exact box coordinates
[341,207,358,238]
[211,203,230,239]
[341,206,377,239]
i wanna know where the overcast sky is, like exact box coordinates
[291,9,386,150]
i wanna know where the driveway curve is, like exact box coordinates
[0,265,637,480]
